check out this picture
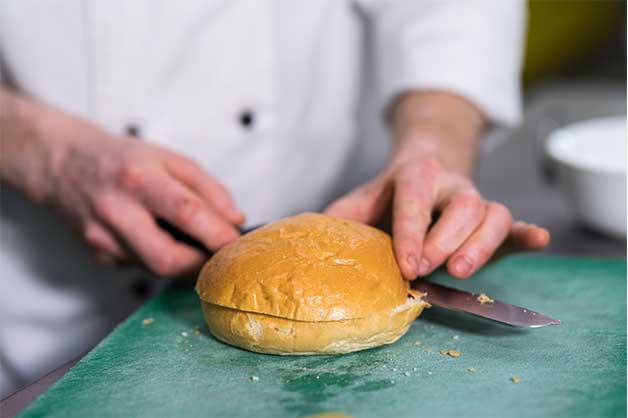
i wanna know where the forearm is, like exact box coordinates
[389,91,486,176]
[0,86,65,202]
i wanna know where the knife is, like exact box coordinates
[412,280,561,328]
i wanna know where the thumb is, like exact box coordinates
[323,178,391,224]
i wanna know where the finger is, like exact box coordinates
[93,251,118,266]
[490,221,551,262]
[82,221,128,260]
[506,221,551,251]
[165,155,245,225]
[93,193,207,276]
[392,163,436,280]
[323,179,391,224]
[446,202,513,279]
[94,252,135,267]
[418,193,486,276]
[138,174,240,252]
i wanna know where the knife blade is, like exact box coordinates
[413,280,561,328]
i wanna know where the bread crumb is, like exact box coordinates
[193,326,201,336]
[453,335,460,340]
[251,375,259,381]
[439,349,462,358]
[467,367,477,373]
[392,368,397,372]
[181,331,188,337]
[414,341,422,346]
[403,371,410,377]
[477,293,494,305]
[511,377,521,384]
[390,380,395,384]
[316,375,320,379]
[424,348,432,353]
[412,367,417,372]
[427,372,432,375]
[142,318,155,326]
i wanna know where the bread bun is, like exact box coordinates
[195,213,428,355]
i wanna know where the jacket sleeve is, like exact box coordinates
[357,0,526,126]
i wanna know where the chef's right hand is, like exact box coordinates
[1,89,244,276]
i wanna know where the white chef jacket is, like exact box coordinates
[0,0,525,397]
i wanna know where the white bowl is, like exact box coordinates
[545,116,627,238]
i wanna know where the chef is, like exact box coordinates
[0,0,549,397]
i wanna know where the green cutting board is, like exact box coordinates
[20,255,626,418]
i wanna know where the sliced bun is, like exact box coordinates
[196,213,428,355]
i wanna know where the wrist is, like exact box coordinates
[389,91,485,176]
[0,89,72,203]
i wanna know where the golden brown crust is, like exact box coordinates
[196,213,409,322]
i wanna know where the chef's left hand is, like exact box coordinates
[325,91,550,280]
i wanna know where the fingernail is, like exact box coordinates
[452,255,473,277]
[406,255,418,273]
[417,257,431,276]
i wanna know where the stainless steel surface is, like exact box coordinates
[0,357,80,418]
[413,280,561,328]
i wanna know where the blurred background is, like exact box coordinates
[524,0,625,84]
[1,0,626,410]
[476,0,627,257]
